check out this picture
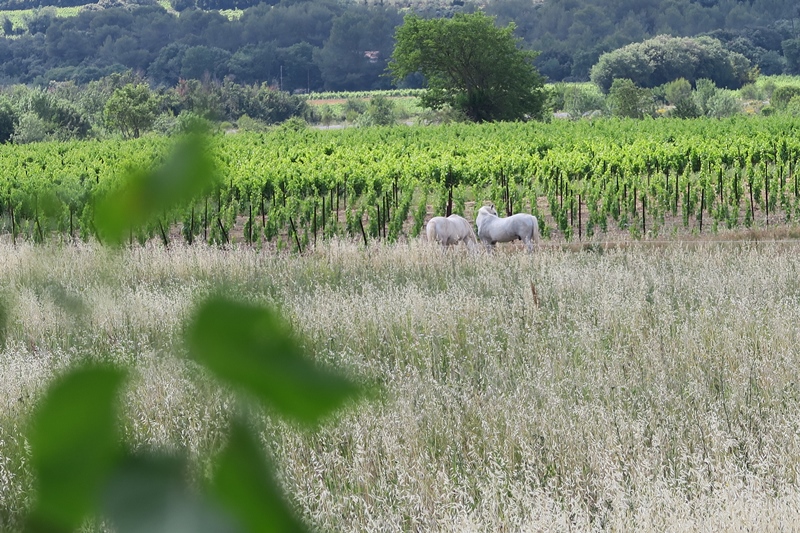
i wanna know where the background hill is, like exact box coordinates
[0,0,795,90]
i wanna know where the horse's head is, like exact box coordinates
[482,204,498,217]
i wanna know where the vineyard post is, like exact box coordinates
[447,186,453,217]
[569,196,573,228]
[674,168,679,214]
[289,216,302,253]
[217,189,222,242]
[260,194,266,231]
[376,204,381,240]
[217,219,229,243]
[577,194,581,240]
[642,193,646,236]
[248,202,253,244]
[358,216,368,247]
[686,181,690,226]
[158,220,169,248]
[699,187,704,233]
[35,217,43,243]
[764,162,769,226]
[384,193,389,237]
[188,206,194,245]
[383,194,388,239]
[446,167,453,217]
[503,168,512,217]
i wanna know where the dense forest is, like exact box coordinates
[0,0,798,91]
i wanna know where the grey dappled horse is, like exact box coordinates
[475,204,540,252]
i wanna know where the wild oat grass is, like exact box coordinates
[1,239,800,530]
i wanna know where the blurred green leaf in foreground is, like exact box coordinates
[25,295,365,532]
[186,296,363,425]
[24,133,368,532]
[93,131,218,246]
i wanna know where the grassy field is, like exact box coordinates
[1,238,800,530]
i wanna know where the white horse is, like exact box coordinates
[476,204,540,252]
[426,214,477,250]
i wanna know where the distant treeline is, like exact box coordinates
[0,0,798,91]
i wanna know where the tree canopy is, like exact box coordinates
[590,35,756,93]
[103,83,157,138]
[389,12,546,122]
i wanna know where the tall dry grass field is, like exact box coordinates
[1,239,800,530]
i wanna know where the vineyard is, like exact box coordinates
[5,115,800,249]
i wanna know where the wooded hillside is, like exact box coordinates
[0,0,796,90]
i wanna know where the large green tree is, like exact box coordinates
[389,12,546,122]
[103,83,157,139]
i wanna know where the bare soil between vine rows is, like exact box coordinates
[211,196,800,253]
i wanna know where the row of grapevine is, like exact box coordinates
[2,116,800,247]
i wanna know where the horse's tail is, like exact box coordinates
[426,219,437,243]
[532,216,540,247]
[466,219,478,243]
[464,219,478,251]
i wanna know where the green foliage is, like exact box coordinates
[663,78,701,118]
[608,78,654,118]
[186,296,362,425]
[358,95,396,126]
[738,83,762,100]
[694,78,717,115]
[549,83,606,116]
[771,85,800,109]
[12,112,48,144]
[390,12,546,122]
[706,90,740,117]
[591,35,755,93]
[671,96,701,118]
[0,96,17,143]
[23,137,368,532]
[93,132,218,245]
[785,95,800,116]
[103,83,158,139]
[663,78,692,105]
[236,113,269,132]
[782,39,800,75]
[209,421,306,532]
[26,366,126,531]
[23,291,366,532]
[343,97,367,123]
